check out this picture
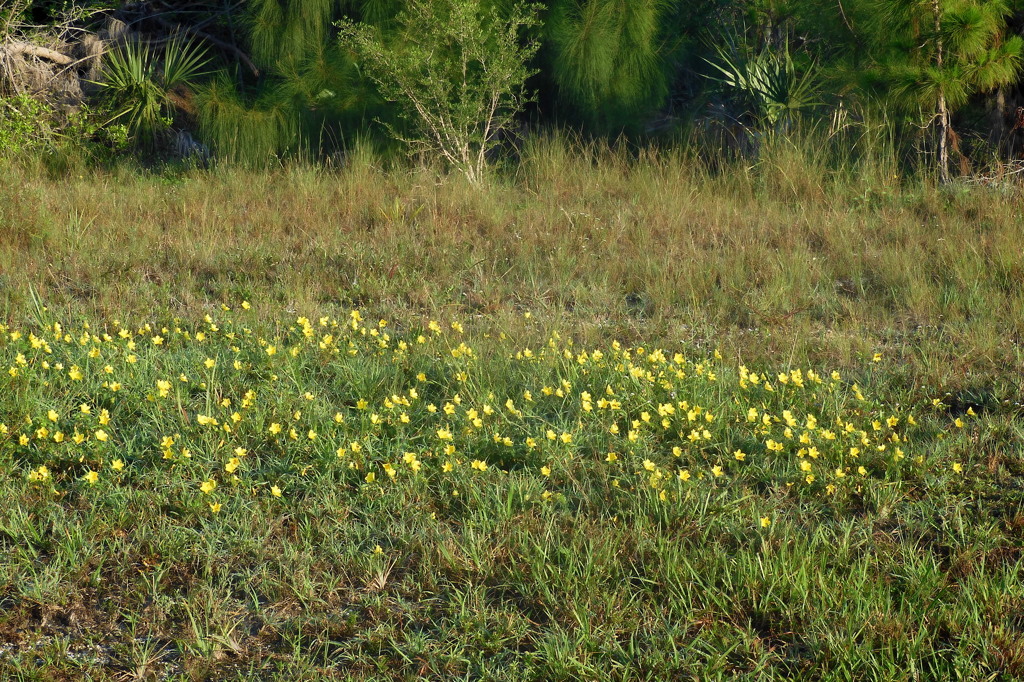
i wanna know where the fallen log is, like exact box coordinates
[2,41,74,66]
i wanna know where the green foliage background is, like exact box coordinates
[6,0,1024,173]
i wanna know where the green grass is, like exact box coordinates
[2,137,1024,679]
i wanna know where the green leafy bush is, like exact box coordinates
[338,0,541,184]
[0,94,129,165]
[0,94,51,156]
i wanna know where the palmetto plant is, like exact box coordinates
[706,37,819,129]
[99,34,210,146]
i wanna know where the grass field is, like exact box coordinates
[2,138,1024,680]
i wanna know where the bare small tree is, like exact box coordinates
[338,0,541,184]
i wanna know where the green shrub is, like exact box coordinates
[0,94,129,165]
[338,0,542,184]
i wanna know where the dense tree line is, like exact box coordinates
[4,0,1024,178]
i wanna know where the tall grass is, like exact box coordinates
[0,129,1020,387]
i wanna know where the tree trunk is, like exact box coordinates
[933,0,949,183]
[938,91,950,184]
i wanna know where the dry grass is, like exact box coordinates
[1,133,1022,395]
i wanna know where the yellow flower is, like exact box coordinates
[733,450,746,461]
[209,502,222,513]
[711,465,723,477]
[471,459,488,472]
[760,517,771,528]
[271,485,282,497]
[47,410,59,422]
[605,452,618,463]
[28,465,50,482]
[204,358,216,369]
[83,470,99,484]
[111,459,125,471]
[952,462,963,473]
[678,469,691,481]
[365,472,376,483]
[540,465,551,476]
[94,429,109,442]
[200,479,216,494]
[269,423,282,435]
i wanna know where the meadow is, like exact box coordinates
[2,137,1024,680]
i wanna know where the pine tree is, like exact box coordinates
[540,0,677,133]
[857,0,1023,181]
[195,0,399,165]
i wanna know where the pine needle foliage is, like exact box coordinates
[853,0,1023,180]
[542,0,673,133]
[196,0,392,166]
[859,0,1022,113]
